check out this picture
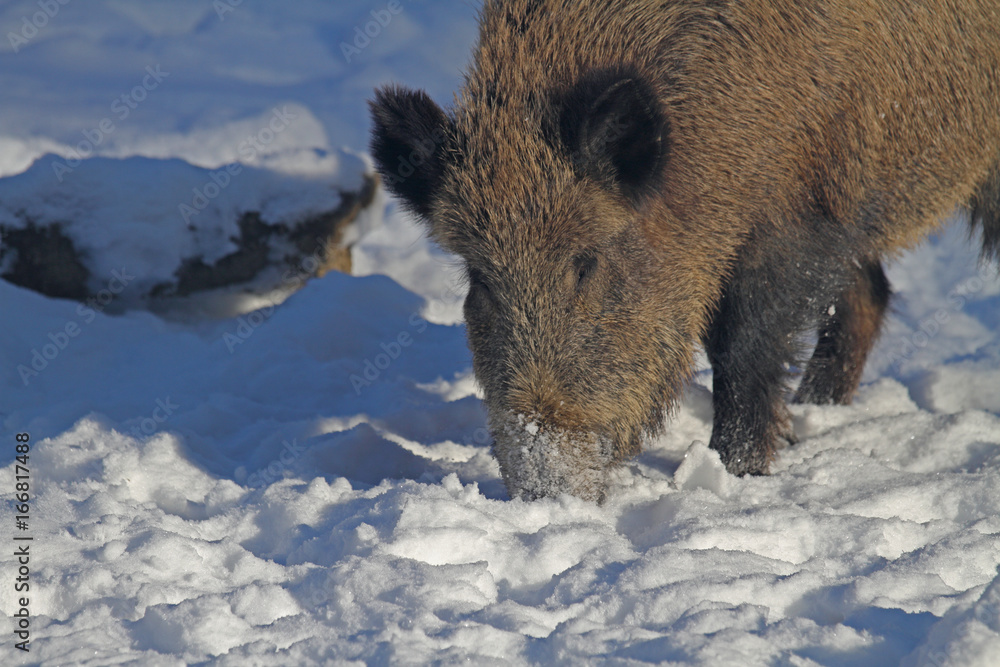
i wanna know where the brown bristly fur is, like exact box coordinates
[370,0,1000,501]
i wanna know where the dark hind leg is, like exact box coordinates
[794,259,891,405]
[970,162,1000,263]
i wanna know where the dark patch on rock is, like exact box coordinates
[1,222,90,300]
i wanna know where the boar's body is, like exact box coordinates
[371,0,1000,501]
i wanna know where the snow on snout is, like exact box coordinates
[489,412,614,502]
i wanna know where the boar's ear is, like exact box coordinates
[561,69,668,205]
[369,85,452,221]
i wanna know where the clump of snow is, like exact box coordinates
[902,575,1000,667]
[674,441,732,497]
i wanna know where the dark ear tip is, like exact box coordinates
[368,85,452,221]
[370,86,447,124]
[369,86,413,129]
[368,87,392,116]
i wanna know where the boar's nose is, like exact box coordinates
[504,359,588,432]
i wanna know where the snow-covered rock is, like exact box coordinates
[0,153,377,316]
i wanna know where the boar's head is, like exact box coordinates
[370,68,705,501]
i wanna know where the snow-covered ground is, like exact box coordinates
[2,2,999,665]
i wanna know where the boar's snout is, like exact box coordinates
[489,410,613,502]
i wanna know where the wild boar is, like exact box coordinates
[370,0,1000,501]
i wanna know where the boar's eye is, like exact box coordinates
[572,253,598,294]
[465,268,495,319]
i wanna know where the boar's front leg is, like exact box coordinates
[705,283,795,475]
[704,232,858,476]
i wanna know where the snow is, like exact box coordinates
[2,2,999,665]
